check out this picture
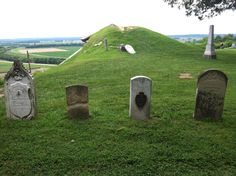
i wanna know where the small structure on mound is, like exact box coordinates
[81,36,91,43]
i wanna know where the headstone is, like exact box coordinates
[204,25,216,59]
[4,60,36,120]
[119,44,136,54]
[104,38,108,51]
[129,76,152,120]
[194,70,228,120]
[66,85,89,119]
[124,44,136,54]
[231,43,236,48]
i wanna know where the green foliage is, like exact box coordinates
[0,25,235,175]
[193,34,236,49]
[223,34,234,41]
[0,78,3,87]
[164,0,236,19]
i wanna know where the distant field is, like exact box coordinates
[0,60,53,73]
[11,46,80,59]
[1,46,81,64]
[29,46,80,58]
[19,48,67,54]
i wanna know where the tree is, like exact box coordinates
[163,0,236,20]
[215,35,223,43]
[223,34,234,41]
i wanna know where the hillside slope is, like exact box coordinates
[0,25,235,175]
[65,24,199,63]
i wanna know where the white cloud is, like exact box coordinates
[0,0,235,39]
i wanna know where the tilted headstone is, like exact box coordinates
[129,76,152,120]
[124,44,136,54]
[204,25,216,59]
[104,38,108,51]
[66,85,89,119]
[4,60,36,120]
[194,70,228,120]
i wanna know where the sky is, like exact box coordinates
[0,0,235,39]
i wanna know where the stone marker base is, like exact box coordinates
[67,104,89,119]
[204,54,216,59]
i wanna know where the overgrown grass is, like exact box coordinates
[0,25,235,175]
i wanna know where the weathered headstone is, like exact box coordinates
[129,76,152,120]
[194,70,228,120]
[104,38,108,51]
[66,85,89,119]
[204,25,216,59]
[4,60,36,120]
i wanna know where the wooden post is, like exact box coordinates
[104,38,108,51]
[27,50,31,73]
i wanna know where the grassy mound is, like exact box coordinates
[0,25,235,175]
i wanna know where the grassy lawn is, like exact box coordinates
[0,26,235,175]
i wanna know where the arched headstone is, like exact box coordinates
[4,60,36,120]
[129,76,152,120]
[194,70,228,120]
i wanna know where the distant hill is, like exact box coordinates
[0,37,82,45]
[169,34,236,42]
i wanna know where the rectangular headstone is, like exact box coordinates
[204,25,216,59]
[194,70,228,120]
[129,76,152,120]
[66,85,89,119]
[4,60,36,120]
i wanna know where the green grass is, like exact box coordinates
[0,25,235,175]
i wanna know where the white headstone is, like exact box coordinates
[204,25,216,59]
[4,60,36,120]
[129,76,152,120]
[125,44,136,54]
